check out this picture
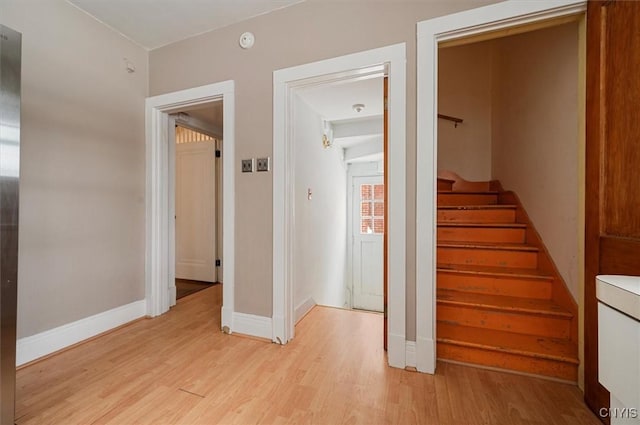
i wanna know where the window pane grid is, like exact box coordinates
[360,183,384,234]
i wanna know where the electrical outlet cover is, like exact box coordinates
[241,159,254,173]
[256,157,270,172]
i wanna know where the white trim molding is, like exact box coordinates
[273,44,407,369]
[17,300,146,366]
[295,297,316,324]
[231,313,273,340]
[145,80,235,333]
[416,0,587,374]
[406,341,417,369]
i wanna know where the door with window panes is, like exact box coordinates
[352,175,384,312]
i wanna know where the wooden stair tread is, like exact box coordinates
[437,289,572,318]
[437,222,526,229]
[437,178,455,184]
[437,322,579,364]
[438,204,517,210]
[438,241,538,252]
[436,264,553,280]
[435,174,578,380]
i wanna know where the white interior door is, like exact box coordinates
[176,139,216,282]
[352,175,384,312]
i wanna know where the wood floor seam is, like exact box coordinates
[178,388,206,399]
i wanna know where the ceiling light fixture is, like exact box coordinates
[352,103,365,113]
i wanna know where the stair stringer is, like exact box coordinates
[497,190,579,345]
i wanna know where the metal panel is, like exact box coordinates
[0,24,21,424]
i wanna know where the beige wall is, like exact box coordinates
[438,41,493,181]
[491,22,580,298]
[3,0,148,337]
[149,0,498,338]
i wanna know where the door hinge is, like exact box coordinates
[215,259,221,267]
[215,150,221,158]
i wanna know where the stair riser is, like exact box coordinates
[437,305,571,339]
[437,272,552,299]
[438,193,498,206]
[437,227,525,244]
[438,247,538,269]
[437,343,577,381]
[437,209,516,223]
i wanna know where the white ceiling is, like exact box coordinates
[296,76,384,122]
[67,0,305,50]
[184,102,223,129]
[297,78,384,162]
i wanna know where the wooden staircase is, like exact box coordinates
[436,172,579,381]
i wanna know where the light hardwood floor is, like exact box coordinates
[16,286,601,425]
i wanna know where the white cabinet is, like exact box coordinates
[597,275,640,424]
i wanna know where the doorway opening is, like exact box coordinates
[170,102,223,301]
[145,80,235,333]
[273,44,407,368]
[416,1,587,374]
[292,76,385,320]
[434,19,583,381]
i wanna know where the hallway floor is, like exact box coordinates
[176,279,216,300]
[15,285,600,424]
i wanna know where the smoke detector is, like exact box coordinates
[239,32,255,49]
[352,103,365,113]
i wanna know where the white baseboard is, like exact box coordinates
[416,337,436,374]
[232,312,272,340]
[406,341,417,368]
[169,285,177,307]
[294,297,316,323]
[388,332,406,369]
[17,299,147,366]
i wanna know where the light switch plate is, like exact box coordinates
[241,159,254,173]
[256,157,270,172]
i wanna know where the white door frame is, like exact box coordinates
[416,0,587,373]
[273,44,407,368]
[145,80,235,333]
